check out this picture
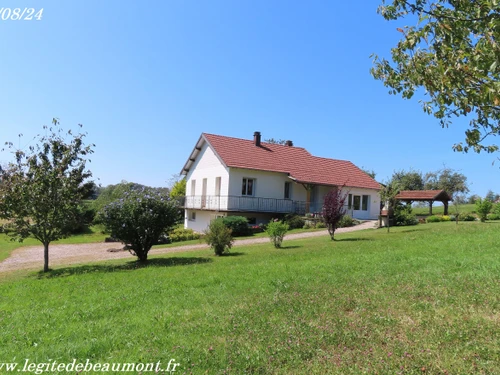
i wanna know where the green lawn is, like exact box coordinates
[412,203,476,216]
[0,222,499,374]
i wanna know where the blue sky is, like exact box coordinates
[0,0,498,196]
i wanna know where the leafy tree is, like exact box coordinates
[424,167,469,197]
[264,138,287,145]
[322,187,349,240]
[372,1,500,153]
[361,167,377,179]
[390,169,424,191]
[265,220,289,248]
[204,219,234,256]
[485,189,499,202]
[379,180,401,232]
[467,194,481,204]
[99,188,178,262]
[0,119,94,272]
[475,198,493,222]
[169,177,186,199]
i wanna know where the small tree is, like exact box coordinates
[475,198,493,223]
[0,119,94,272]
[169,174,186,199]
[204,219,233,256]
[322,187,349,240]
[100,188,178,261]
[265,220,289,248]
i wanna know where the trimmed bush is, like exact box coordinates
[337,215,356,228]
[168,227,200,242]
[426,215,441,223]
[459,213,476,221]
[302,222,314,230]
[394,210,418,226]
[283,214,305,229]
[487,213,500,220]
[266,220,289,248]
[221,216,251,236]
[315,221,327,229]
[204,219,233,256]
[441,215,451,222]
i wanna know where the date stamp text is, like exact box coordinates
[0,8,43,21]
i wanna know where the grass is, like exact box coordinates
[412,203,476,216]
[1,222,499,374]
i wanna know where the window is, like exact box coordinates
[362,195,369,211]
[242,178,255,196]
[191,180,196,196]
[348,194,353,209]
[215,177,221,196]
[190,212,196,221]
[284,182,291,199]
[353,195,361,210]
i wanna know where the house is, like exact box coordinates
[180,132,381,232]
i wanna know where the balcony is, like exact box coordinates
[179,195,306,215]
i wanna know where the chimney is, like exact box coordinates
[253,131,261,147]
[285,140,293,147]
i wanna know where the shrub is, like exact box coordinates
[394,207,418,226]
[302,222,314,229]
[168,227,200,242]
[283,214,305,229]
[221,216,251,236]
[204,219,233,256]
[441,215,451,221]
[475,198,493,222]
[265,220,289,248]
[449,215,456,221]
[337,215,355,228]
[315,221,327,229]
[459,213,476,221]
[492,203,500,215]
[426,215,441,223]
[99,189,179,261]
[487,213,500,220]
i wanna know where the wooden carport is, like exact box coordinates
[395,190,453,215]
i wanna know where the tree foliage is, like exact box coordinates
[99,188,178,261]
[391,169,424,191]
[322,188,349,240]
[372,0,500,153]
[475,198,493,222]
[92,181,169,215]
[424,167,469,197]
[169,177,186,199]
[0,119,94,272]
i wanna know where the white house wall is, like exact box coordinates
[314,186,380,220]
[228,168,307,201]
[185,142,230,197]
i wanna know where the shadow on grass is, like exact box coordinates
[36,257,212,279]
[334,238,373,242]
[279,245,302,249]
[223,252,245,257]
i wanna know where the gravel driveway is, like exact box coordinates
[0,221,378,272]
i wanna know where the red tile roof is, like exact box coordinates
[200,133,380,190]
[395,190,452,201]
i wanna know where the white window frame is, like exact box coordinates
[242,178,255,196]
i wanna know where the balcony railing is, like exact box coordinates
[178,195,307,215]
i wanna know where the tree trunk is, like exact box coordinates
[43,242,49,272]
